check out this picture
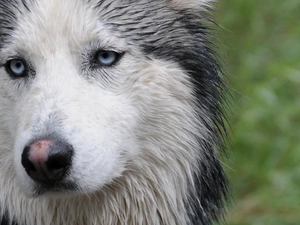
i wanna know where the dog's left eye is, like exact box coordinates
[95,51,121,67]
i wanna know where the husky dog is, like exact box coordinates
[0,0,228,224]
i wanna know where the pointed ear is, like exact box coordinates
[168,0,214,10]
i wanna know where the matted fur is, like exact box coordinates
[0,0,228,224]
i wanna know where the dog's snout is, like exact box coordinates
[21,138,73,183]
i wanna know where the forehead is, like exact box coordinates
[0,0,116,53]
[0,0,200,67]
[0,0,177,53]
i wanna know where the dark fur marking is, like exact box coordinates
[0,1,17,48]
[140,10,229,225]
[0,210,20,225]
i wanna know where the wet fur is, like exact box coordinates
[0,0,228,224]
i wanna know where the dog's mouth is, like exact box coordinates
[31,180,79,197]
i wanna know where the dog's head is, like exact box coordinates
[0,0,226,220]
[0,1,228,224]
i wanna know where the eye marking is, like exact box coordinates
[5,58,28,78]
[94,50,122,67]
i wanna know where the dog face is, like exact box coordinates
[0,0,202,197]
[1,0,139,196]
[0,1,229,224]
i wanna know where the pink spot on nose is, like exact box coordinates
[29,140,52,165]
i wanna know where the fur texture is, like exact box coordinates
[0,0,228,224]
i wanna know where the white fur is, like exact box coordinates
[0,0,212,224]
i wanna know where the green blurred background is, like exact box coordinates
[215,1,300,224]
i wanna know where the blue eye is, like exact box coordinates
[6,59,27,78]
[96,51,120,66]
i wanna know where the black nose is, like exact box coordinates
[21,138,73,183]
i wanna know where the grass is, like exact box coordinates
[214,1,300,224]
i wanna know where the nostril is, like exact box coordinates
[47,155,69,170]
[46,146,73,171]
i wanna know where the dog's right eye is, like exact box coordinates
[5,59,28,78]
[93,50,122,67]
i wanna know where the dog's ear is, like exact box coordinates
[168,0,214,10]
